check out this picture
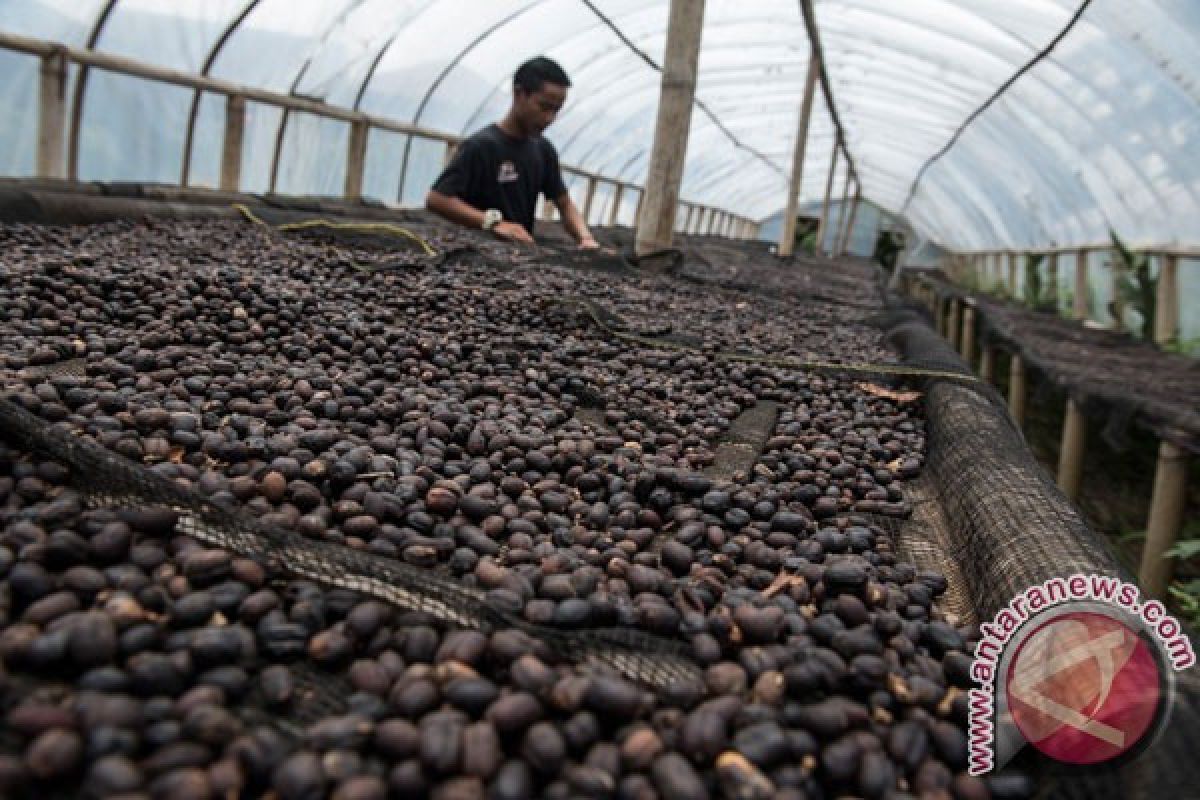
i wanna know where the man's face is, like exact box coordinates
[514,82,567,136]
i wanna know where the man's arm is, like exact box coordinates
[552,192,598,249]
[425,190,533,244]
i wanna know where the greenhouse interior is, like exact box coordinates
[0,1,1197,799]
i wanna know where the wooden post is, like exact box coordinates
[779,57,820,257]
[815,139,839,257]
[1056,398,1086,502]
[833,170,852,256]
[1154,254,1179,346]
[219,94,246,192]
[633,189,645,228]
[1110,245,1125,330]
[838,183,861,256]
[1008,353,1026,428]
[947,299,961,349]
[960,305,976,363]
[37,47,68,179]
[980,346,995,383]
[343,119,369,199]
[934,295,945,337]
[582,176,598,224]
[1046,252,1059,310]
[1138,442,1189,598]
[608,185,624,227]
[442,141,458,167]
[1007,252,1017,296]
[634,0,706,256]
[1073,250,1089,320]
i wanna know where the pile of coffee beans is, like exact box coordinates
[0,216,1028,798]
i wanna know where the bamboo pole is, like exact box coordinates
[1073,250,1088,320]
[1046,252,1059,310]
[218,94,245,192]
[1110,245,1125,330]
[960,305,976,363]
[1138,442,1189,598]
[838,184,861,256]
[582,176,598,224]
[634,0,706,256]
[980,346,995,384]
[778,57,820,257]
[343,119,368,199]
[832,167,852,256]
[1056,398,1086,502]
[1154,254,1179,346]
[608,184,623,227]
[814,139,839,257]
[1008,353,1026,428]
[36,48,68,179]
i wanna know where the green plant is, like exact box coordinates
[1022,254,1057,312]
[1162,335,1200,358]
[1110,230,1157,338]
[1168,580,1200,629]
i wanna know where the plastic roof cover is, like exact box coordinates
[0,0,1197,251]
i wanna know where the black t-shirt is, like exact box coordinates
[431,124,568,234]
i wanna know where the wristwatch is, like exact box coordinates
[481,209,503,231]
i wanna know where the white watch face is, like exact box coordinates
[483,210,502,230]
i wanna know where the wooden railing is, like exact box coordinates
[1,30,760,239]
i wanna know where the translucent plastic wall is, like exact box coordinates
[1,0,1198,253]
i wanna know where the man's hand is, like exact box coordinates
[578,236,600,250]
[492,221,534,244]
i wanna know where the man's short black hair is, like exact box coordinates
[514,56,571,94]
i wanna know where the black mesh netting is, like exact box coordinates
[881,302,1200,800]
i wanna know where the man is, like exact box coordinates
[426,56,599,249]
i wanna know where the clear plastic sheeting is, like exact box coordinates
[0,0,1198,250]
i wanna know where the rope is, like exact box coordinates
[546,296,983,385]
[233,203,436,257]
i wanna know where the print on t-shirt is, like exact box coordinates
[497,161,519,183]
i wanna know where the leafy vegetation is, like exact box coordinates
[1110,230,1157,339]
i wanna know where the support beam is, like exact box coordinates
[778,56,820,258]
[1056,398,1086,502]
[947,298,962,351]
[1007,252,1017,296]
[634,0,706,257]
[838,183,861,257]
[833,166,852,257]
[582,176,598,224]
[682,203,695,234]
[1138,442,1189,599]
[814,138,839,257]
[1008,353,1026,429]
[960,305,975,364]
[934,295,945,338]
[980,346,995,384]
[37,48,68,179]
[1110,245,1125,330]
[1154,254,1179,346]
[443,141,458,167]
[1073,250,1088,320]
[219,94,246,192]
[343,119,369,199]
[1046,252,1059,310]
[608,185,623,227]
[633,189,645,229]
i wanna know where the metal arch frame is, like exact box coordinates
[351,1,442,110]
[394,0,552,202]
[267,0,370,194]
[817,0,1180,240]
[65,0,118,180]
[179,0,261,186]
[457,8,808,137]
